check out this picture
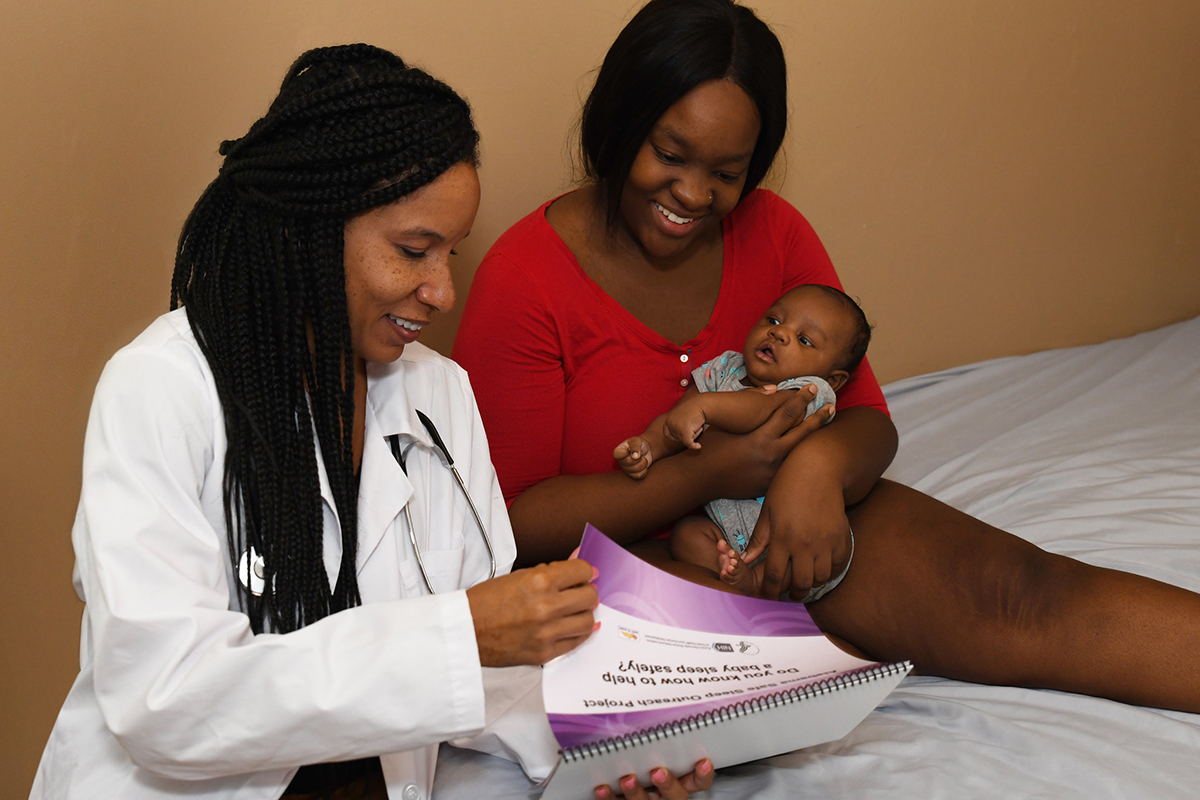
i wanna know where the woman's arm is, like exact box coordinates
[81,338,598,780]
[511,388,830,564]
[743,405,898,599]
[80,346,497,777]
[792,405,897,505]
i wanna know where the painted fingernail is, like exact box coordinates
[622,776,638,791]
[592,620,602,632]
[699,759,713,776]
[594,786,611,799]
[591,566,600,582]
[569,547,580,560]
[651,768,666,784]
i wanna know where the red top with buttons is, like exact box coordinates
[452,190,889,506]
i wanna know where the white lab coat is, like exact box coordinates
[31,309,558,800]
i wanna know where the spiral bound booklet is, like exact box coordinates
[539,524,911,800]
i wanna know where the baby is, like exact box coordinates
[613,283,872,597]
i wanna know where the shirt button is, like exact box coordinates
[402,785,420,800]
[679,353,689,363]
[680,379,689,387]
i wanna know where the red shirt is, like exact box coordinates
[453,190,888,505]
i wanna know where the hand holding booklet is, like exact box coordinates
[539,525,911,799]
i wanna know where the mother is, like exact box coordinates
[454,0,1200,712]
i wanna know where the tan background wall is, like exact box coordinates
[3,0,1198,793]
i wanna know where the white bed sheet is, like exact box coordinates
[435,315,1200,798]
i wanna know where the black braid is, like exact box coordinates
[171,44,479,633]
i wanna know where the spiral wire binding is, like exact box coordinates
[561,660,911,763]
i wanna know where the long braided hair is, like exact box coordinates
[170,44,479,634]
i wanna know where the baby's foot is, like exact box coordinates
[613,437,652,480]
[717,539,760,595]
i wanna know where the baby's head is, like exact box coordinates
[741,284,871,392]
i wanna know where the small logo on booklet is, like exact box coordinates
[618,627,639,641]
[711,642,734,653]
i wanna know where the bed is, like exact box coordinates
[434,315,1200,798]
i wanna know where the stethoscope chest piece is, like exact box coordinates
[237,547,266,597]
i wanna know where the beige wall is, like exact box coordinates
[3,0,1198,793]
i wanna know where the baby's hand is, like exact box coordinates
[614,436,653,480]
[662,403,707,450]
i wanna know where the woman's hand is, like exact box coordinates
[465,560,598,667]
[740,406,897,600]
[594,759,715,800]
[694,385,833,500]
[742,466,851,600]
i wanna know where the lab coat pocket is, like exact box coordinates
[417,545,467,593]
[396,544,466,596]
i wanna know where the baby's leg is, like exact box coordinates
[717,539,762,596]
[671,517,761,596]
[669,516,728,574]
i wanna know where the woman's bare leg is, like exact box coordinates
[808,479,1200,712]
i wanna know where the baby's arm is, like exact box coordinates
[614,384,817,478]
[662,384,801,449]
[613,385,713,479]
[614,383,820,479]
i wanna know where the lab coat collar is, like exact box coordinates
[354,359,436,573]
[364,358,431,445]
[312,359,434,581]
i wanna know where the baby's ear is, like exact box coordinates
[827,370,850,393]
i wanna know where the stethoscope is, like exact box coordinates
[238,410,496,598]
[386,410,497,595]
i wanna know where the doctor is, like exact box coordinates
[31,46,712,800]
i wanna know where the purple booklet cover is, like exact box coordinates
[577,523,822,637]
[544,525,877,750]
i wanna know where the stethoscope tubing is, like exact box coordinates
[389,412,497,595]
[402,461,495,594]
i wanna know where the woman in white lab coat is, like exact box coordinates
[31,45,712,800]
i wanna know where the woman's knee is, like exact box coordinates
[944,537,1067,638]
[835,481,1076,665]
[855,481,1060,621]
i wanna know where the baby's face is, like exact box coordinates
[741,285,856,388]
